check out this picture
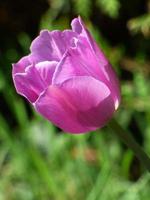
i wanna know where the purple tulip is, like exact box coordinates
[12,17,120,133]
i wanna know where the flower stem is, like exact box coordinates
[108,118,150,172]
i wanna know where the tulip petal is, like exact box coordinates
[35,61,58,85]
[53,37,107,84]
[13,65,46,103]
[35,76,114,133]
[30,30,78,63]
[71,17,107,65]
[104,63,121,109]
[12,55,31,74]
[71,17,121,108]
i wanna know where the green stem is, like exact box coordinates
[108,118,150,172]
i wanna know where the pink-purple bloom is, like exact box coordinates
[12,17,120,133]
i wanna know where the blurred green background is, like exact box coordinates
[0,0,150,199]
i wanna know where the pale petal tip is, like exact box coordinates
[115,100,119,110]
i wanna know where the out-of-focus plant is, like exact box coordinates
[128,14,150,37]
[128,1,150,37]
[74,0,92,18]
[96,0,120,18]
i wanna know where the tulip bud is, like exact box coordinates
[12,17,120,133]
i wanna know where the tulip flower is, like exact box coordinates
[12,17,120,133]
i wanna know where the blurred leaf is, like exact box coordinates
[74,0,92,18]
[97,0,120,18]
[2,88,29,128]
[134,72,149,98]
[6,49,19,62]
[0,71,5,91]
[121,150,134,178]
[18,33,31,54]
[128,14,150,37]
